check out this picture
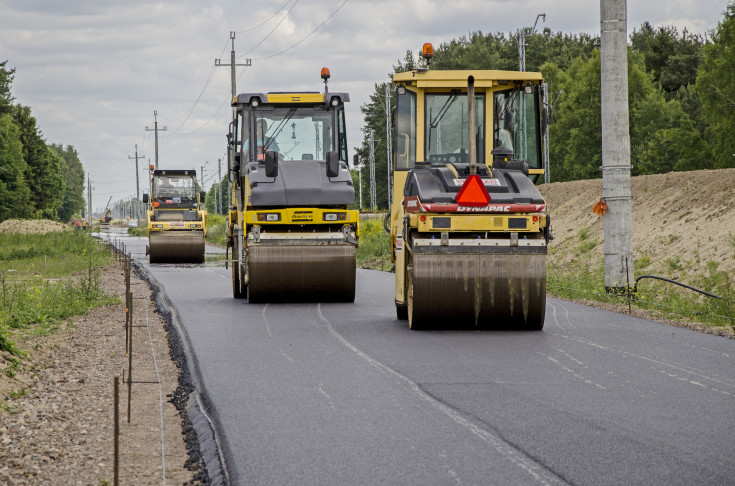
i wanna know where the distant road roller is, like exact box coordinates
[226,68,358,302]
[143,169,207,263]
[389,44,552,330]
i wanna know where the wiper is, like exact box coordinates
[264,108,296,151]
[429,90,459,128]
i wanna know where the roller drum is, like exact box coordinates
[409,252,546,329]
[148,231,205,264]
[247,244,356,303]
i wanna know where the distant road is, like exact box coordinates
[112,230,735,486]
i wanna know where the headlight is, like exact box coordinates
[257,213,280,222]
[323,213,347,221]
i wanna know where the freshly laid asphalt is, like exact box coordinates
[109,230,735,486]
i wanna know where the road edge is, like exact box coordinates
[132,261,234,486]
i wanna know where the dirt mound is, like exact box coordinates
[538,168,735,280]
[0,219,71,235]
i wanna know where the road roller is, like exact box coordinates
[389,43,552,330]
[226,68,359,303]
[143,169,207,263]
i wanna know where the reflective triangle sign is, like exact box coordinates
[455,174,491,207]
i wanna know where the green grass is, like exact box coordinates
[547,245,735,331]
[357,215,391,271]
[205,213,227,247]
[0,229,117,355]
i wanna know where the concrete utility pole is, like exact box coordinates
[216,32,252,100]
[385,84,392,207]
[368,131,376,211]
[128,144,145,220]
[600,0,634,292]
[145,111,167,169]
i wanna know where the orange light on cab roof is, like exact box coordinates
[422,43,434,60]
[321,67,331,80]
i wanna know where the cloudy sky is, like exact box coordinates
[0,0,730,212]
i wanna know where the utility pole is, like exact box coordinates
[200,161,209,193]
[600,0,634,293]
[385,84,392,208]
[518,13,546,71]
[217,158,222,215]
[87,175,92,224]
[128,144,145,220]
[145,111,167,169]
[216,32,252,101]
[369,131,376,211]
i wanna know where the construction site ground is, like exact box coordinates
[1,168,734,484]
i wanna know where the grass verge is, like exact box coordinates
[0,230,117,356]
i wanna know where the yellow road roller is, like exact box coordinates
[143,169,207,263]
[226,68,359,302]
[389,44,551,330]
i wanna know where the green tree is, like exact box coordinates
[50,144,86,222]
[0,113,32,221]
[696,3,735,169]
[13,105,65,219]
[630,22,705,97]
[631,93,712,174]
[0,60,15,117]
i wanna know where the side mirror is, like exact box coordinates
[142,194,149,204]
[265,151,279,178]
[326,151,340,178]
[200,191,206,203]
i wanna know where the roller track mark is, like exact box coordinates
[315,304,570,486]
[262,304,295,364]
[550,301,735,396]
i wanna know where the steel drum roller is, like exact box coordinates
[408,252,546,329]
[148,231,205,264]
[247,244,356,303]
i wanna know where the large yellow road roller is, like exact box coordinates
[226,68,359,302]
[389,44,552,330]
[143,169,207,264]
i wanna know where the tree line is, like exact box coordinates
[356,4,735,209]
[0,61,85,223]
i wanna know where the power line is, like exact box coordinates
[235,0,293,34]
[252,0,349,61]
[239,0,301,58]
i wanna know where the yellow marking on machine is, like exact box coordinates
[266,93,325,103]
[247,208,359,225]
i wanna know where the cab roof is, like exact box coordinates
[392,69,543,88]
[232,92,350,106]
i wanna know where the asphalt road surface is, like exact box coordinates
[106,230,735,486]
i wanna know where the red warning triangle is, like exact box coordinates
[456,174,491,207]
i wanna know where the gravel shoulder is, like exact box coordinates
[0,261,205,485]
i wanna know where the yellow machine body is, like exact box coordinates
[390,67,550,329]
[145,169,207,264]
[227,82,359,302]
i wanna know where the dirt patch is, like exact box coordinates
[0,219,72,235]
[0,263,204,484]
[538,168,735,279]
